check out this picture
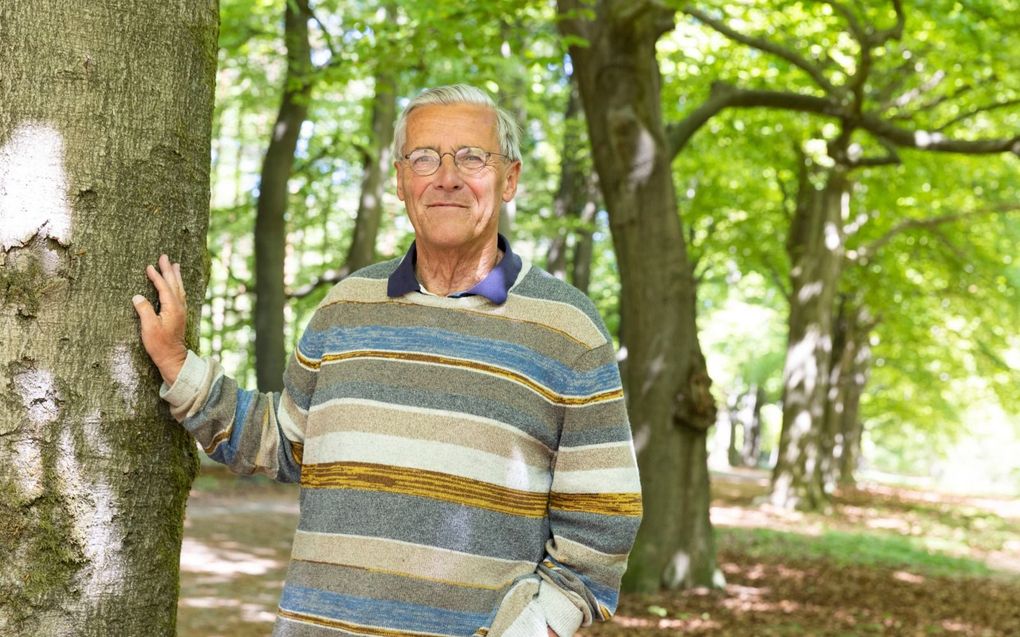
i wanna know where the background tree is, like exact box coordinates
[253,0,314,392]
[0,1,218,634]
[558,0,721,593]
[676,1,1019,509]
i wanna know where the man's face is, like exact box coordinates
[395,103,521,254]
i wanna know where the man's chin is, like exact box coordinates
[416,228,491,252]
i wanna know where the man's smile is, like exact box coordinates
[426,201,468,208]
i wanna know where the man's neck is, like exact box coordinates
[415,239,502,297]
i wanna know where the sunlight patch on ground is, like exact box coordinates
[612,614,722,631]
[180,537,283,576]
[892,570,926,584]
[179,597,276,623]
[711,503,824,535]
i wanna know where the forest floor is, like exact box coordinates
[177,466,1020,637]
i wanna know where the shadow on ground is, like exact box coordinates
[177,466,1020,636]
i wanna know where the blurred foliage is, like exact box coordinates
[202,0,1019,483]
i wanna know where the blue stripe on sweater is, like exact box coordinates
[207,385,253,465]
[300,326,620,396]
[279,584,490,633]
[543,555,619,611]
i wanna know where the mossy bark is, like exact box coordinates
[0,1,218,634]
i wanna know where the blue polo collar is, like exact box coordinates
[387,234,522,305]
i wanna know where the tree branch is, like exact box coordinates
[609,0,674,38]
[847,137,901,169]
[287,266,350,299]
[890,70,946,111]
[681,5,840,95]
[852,203,1020,263]
[556,0,594,43]
[762,256,792,302]
[875,0,906,46]
[859,115,1020,155]
[935,98,1020,132]
[667,82,841,158]
[307,3,338,64]
[890,82,973,121]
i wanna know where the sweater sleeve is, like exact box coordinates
[158,334,318,483]
[537,341,643,633]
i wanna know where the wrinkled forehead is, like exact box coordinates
[404,103,499,152]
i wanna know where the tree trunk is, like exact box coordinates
[559,0,719,592]
[0,2,217,634]
[728,385,765,467]
[342,69,396,275]
[837,304,874,487]
[547,76,599,294]
[770,152,848,510]
[254,0,312,392]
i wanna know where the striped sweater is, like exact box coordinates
[162,257,642,637]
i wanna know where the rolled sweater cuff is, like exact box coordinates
[538,582,584,637]
[158,350,209,419]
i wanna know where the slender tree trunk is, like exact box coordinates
[820,299,874,490]
[342,69,396,274]
[547,78,585,276]
[559,0,718,592]
[547,77,600,293]
[254,0,312,392]
[743,386,765,467]
[770,152,848,510]
[728,385,765,467]
[838,305,874,487]
[819,297,852,493]
[570,198,598,295]
[0,2,217,634]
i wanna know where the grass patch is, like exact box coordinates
[717,526,994,578]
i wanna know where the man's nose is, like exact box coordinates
[432,154,463,189]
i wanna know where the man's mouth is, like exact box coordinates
[426,202,468,208]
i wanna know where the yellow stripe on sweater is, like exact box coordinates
[550,491,643,517]
[277,608,446,637]
[301,461,550,518]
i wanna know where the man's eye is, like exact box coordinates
[460,152,485,166]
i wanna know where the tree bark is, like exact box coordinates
[0,2,217,634]
[547,77,599,295]
[546,78,576,281]
[728,386,765,467]
[828,303,877,487]
[342,70,396,275]
[254,0,312,392]
[770,152,848,510]
[559,0,718,592]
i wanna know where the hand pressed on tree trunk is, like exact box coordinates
[133,254,188,385]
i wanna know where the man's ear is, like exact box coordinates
[394,161,406,202]
[501,161,522,202]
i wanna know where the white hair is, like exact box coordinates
[392,84,522,163]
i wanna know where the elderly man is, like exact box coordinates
[133,84,641,637]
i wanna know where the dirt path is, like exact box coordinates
[177,470,1020,636]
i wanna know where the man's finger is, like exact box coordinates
[172,262,187,302]
[146,264,177,310]
[159,255,181,295]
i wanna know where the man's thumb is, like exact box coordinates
[132,295,155,321]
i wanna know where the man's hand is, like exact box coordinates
[132,254,188,385]
[547,628,557,637]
